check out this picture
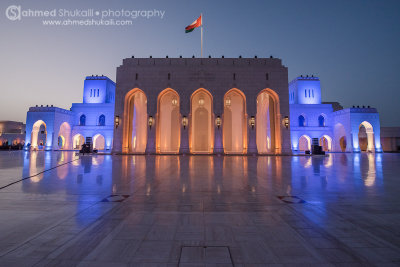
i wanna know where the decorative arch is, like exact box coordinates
[122,88,148,153]
[334,123,347,152]
[190,88,214,154]
[299,135,311,151]
[318,114,326,127]
[79,114,86,126]
[58,122,71,150]
[298,115,306,127]
[256,88,281,154]
[223,88,247,154]
[156,88,181,154]
[31,120,47,149]
[93,134,105,150]
[98,114,106,126]
[319,135,332,151]
[359,121,374,152]
[72,134,85,149]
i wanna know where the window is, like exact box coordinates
[90,89,92,97]
[305,90,307,98]
[99,114,105,126]
[308,90,311,97]
[79,114,86,126]
[312,89,314,98]
[299,115,305,127]
[97,89,99,97]
[318,115,325,127]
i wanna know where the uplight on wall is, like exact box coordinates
[215,116,221,129]
[182,116,188,129]
[249,116,255,130]
[115,116,120,128]
[148,116,154,130]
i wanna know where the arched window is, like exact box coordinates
[79,114,86,126]
[299,115,305,127]
[318,115,325,127]
[304,90,307,98]
[98,114,105,126]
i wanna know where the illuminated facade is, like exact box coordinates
[112,57,291,154]
[25,76,115,150]
[289,76,382,152]
[23,57,384,153]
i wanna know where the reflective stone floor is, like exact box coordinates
[0,151,399,266]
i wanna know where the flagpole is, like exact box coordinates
[201,13,203,58]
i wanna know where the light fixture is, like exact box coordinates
[249,116,255,130]
[148,116,154,129]
[114,116,120,128]
[182,116,188,129]
[172,98,178,106]
[215,116,221,129]
[225,98,231,107]
[283,116,289,129]
[198,98,204,106]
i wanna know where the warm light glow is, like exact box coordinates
[223,89,247,154]
[31,120,47,149]
[256,89,280,154]
[122,89,148,153]
[190,88,214,154]
[156,88,181,153]
[115,115,120,128]
[299,135,311,151]
[93,134,105,150]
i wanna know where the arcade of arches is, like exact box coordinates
[122,88,282,154]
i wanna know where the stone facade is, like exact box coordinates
[112,57,291,154]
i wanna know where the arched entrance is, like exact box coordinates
[359,121,374,152]
[340,136,347,152]
[93,134,105,150]
[156,88,181,153]
[58,136,65,149]
[123,89,148,153]
[73,134,85,149]
[31,120,47,149]
[334,123,347,152]
[319,135,332,151]
[299,135,311,151]
[58,122,71,150]
[256,89,281,154]
[223,88,247,154]
[190,88,214,154]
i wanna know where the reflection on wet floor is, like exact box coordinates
[0,151,398,266]
[6,152,386,197]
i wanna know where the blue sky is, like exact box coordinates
[1,0,399,126]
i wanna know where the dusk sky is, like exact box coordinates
[1,0,399,126]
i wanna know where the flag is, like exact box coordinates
[185,15,202,33]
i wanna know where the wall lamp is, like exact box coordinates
[215,116,221,129]
[182,116,188,129]
[148,116,154,130]
[115,116,120,128]
[249,116,255,130]
[283,116,289,129]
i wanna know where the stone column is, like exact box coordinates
[214,122,223,154]
[146,118,156,154]
[180,122,189,154]
[248,122,257,154]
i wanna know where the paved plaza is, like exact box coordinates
[0,151,399,266]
